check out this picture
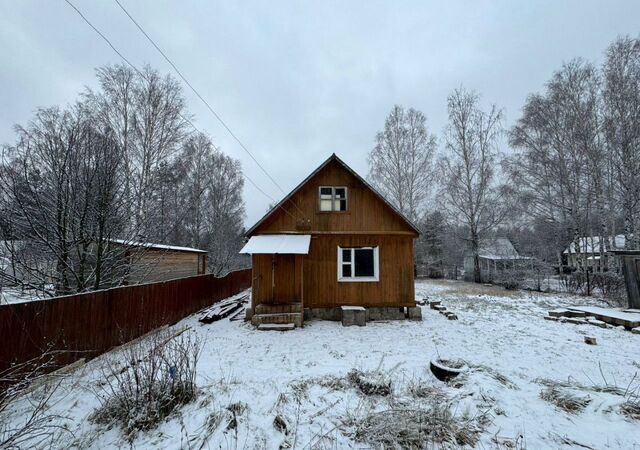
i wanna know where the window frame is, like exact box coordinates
[337,246,379,282]
[318,186,348,212]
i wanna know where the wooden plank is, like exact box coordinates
[568,306,640,329]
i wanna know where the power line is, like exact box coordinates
[62,0,298,222]
[113,0,289,197]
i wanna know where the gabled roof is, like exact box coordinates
[246,153,421,236]
[478,238,522,260]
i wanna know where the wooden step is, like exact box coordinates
[255,303,303,315]
[252,312,303,327]
[257,323,295,331]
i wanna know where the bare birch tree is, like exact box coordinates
[368,105,436,222]
[0,104,129,294]
[438,88,507,283]
[508,59,607,274]
[603,36,640,250]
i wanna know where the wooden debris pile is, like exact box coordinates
[199,294,249,324]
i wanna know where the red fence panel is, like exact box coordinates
[0,269,251,382]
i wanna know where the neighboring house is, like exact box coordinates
[240,153,420,328]
[110,240,208,284]
[463,237,532,282]
[563,235,625,272]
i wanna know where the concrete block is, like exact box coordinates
[304,307,341,321]
[447,314,458,320]
[407,307,422,321]
[341,306,366,327]
[584,336,597,345]
[434,305,447,312]
[245,307,253,321]
[429,300,442,309]
[367,307,406,321]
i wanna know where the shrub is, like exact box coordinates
[91,328,202,438]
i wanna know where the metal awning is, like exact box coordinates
[239,234,311,254]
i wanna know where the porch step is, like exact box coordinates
[258,323,295,331]
[255,303,303,315]
[251,312,303,328]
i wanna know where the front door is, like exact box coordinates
[273,254,296,303]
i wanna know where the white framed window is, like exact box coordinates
[337,246,379,282]
[319,186,347,211]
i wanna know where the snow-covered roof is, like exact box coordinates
[477,238,524,260]
[109,239,207,254]
[239,234,311,254]
[563,235,626,254]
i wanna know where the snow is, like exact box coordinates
[239,234,311,254]
[563,235,626,254]
[0,286,50,304]
[109,239,207,253]
[6,279,640,449]
[569,305,640,322]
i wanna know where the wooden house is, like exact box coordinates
[240,154,420,328]
[110,240,208,284]
[463,237,533,282]
[563,235,625,272]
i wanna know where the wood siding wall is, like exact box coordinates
[253,159,417,235]
[0,269,250,383]
[127,250,206,284]
[252,235,415,308]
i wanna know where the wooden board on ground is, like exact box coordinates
[568,306,640,329]
[199,294,249,324]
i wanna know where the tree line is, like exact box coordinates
[0,64,246,296]
[368,35,640,284]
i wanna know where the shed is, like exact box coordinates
[463,238,532,282]
[110,240,208,284]
[240,154,420,328]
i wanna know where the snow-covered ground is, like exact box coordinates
[0,286,49,304]
[6,280,640,449]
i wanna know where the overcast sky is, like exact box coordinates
[1,1,639,226]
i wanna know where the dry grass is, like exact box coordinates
[540,387,591,414]
[351,403,491,449]
[536,377,626,396]
[468,364,518,389]
[619,399,640,420]
[418,279,524,298]
[347,369,392,396]
[90,328,202,439]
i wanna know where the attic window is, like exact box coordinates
[319,186,347,211]
[338,246,379,282]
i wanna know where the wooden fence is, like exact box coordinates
[0,268,251,379]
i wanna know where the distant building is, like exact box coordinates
[463,237,532,282]
[109,240,208,284]
[563,235,625,272]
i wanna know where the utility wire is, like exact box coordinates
[62,0,298,222]
[112,0,307,219]
[114,0,286,194]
